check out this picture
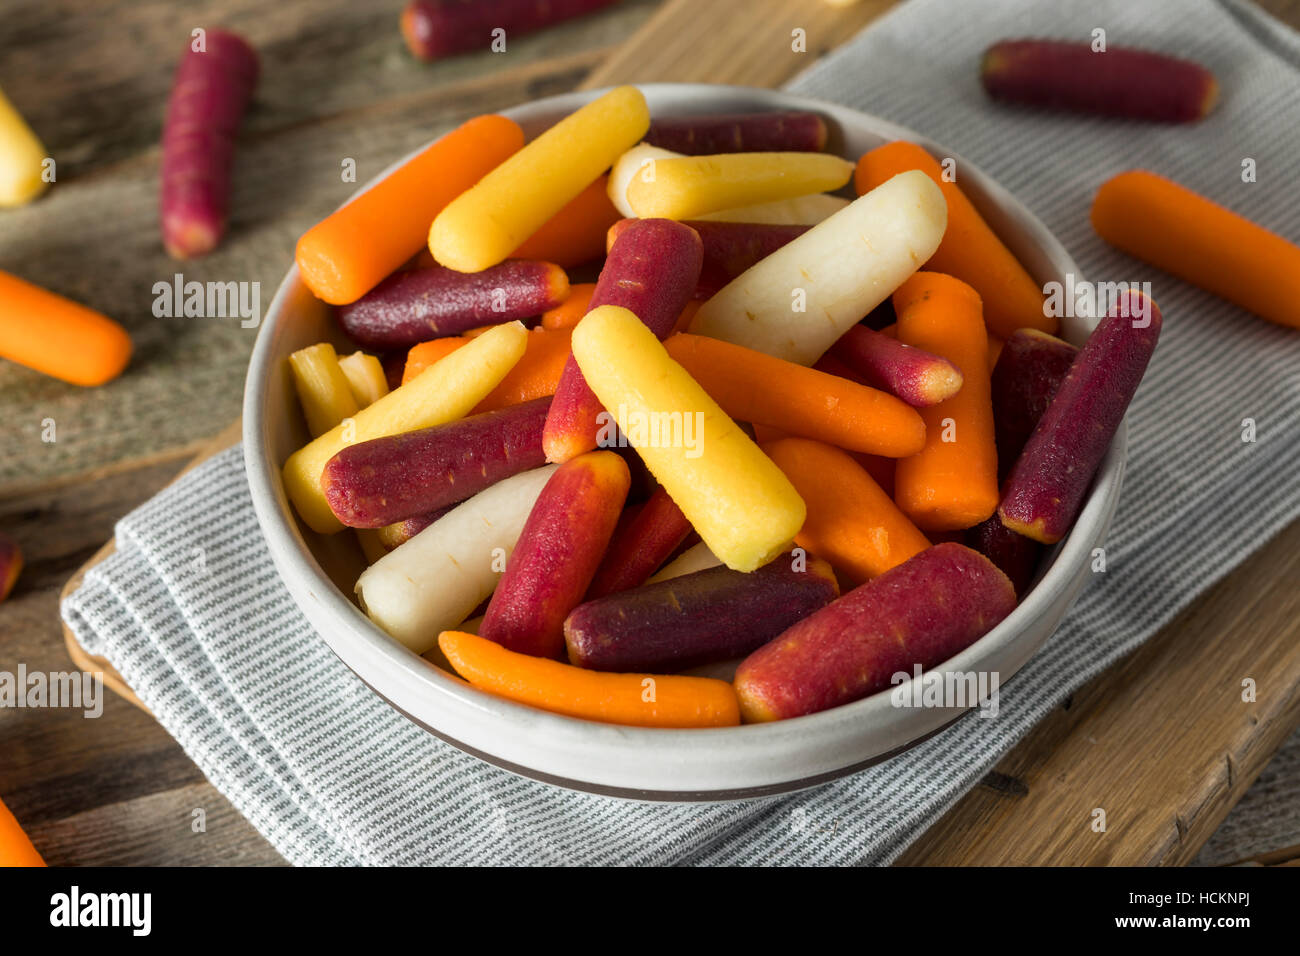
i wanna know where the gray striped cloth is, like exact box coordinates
[62,0,1300,865]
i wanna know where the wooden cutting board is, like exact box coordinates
[60,0,1300,866]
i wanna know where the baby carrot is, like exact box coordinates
[541,283,597,331]
[431,86,650,272]
[664,333,926,457]
[402,327,572,412]
[438,630,740,728]
[0,88,50,207]
[296,114,524,305]
[0,796,44,866]
[0,533,20,603]
[402,337,468,384]
[1092,170,1300,329]
[892,272,1000,532]
[159,30,259,259]
[511,175,622,267]
[854,141,1053,338]
[585,485,692,599]
[764,437,930,584]
[0,270,132,386]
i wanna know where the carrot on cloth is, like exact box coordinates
[855,141,1053,338]
[892,272,1000,532]
[763,437,929,585]
[403,327,572,412]
[1091,170,1300,329]
[296,114,524,305]
[511,175,622,267]
[664,333,925,457]
[0,797,45,866]
[541,283,597,330]
[0,270,132,386]
[437,630,740,728]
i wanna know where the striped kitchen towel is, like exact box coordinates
[63,0,1300,865]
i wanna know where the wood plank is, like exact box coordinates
[898,516,1300,865]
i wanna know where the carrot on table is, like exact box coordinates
[763,437,930,584]
[0,797,44,866]
[854,141,1053,338]
[541,283,597,330]
[160,30,259,259]
[892,272,1000,532]
[1092,170,1300,330]
[297,114,524,305]
[0,532,21,603]
[664,333,926,457]
[0,270,132,386]
[438,630,740,728]
[511,175,621,267]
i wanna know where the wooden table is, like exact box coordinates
[2,0,1298,866]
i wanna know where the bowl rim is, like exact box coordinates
[243,82,1126,798]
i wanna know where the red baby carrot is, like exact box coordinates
[1092,170,1300,329]
[296,114,524,305]
[999,290,1162,544]
[337,260,568,349]
[438,629,740,728]
[830,324,964,407]
[0,271,132,386]
[479,451,630,658]
[543,218,702,463]
[764,437,930,584]
[512,175,621,267]
[665,333,926,457]
[585,485,693,599]
[854,141,1052,338]
[160,29,259,259]
[892,272,1000,532]
[982,40,1218,123]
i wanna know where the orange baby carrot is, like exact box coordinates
[893,272,1000,532]
[295,114,524,306]
[855,141,1053,338]
[0,270,131,386]
[438,630,740,728]
[1092,170,1300,329]
[541,283,597,330]
[474,327,572,411]
[403,328,572,412]
[0,797,45,866]
[664,333,925,457]
[511,175,621,267]
[402,337,468,384]
[987,332,1004,373]
[764,437,929,584]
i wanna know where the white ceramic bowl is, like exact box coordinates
[243,83,1125,800]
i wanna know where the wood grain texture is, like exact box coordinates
[899,516,1300,865]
